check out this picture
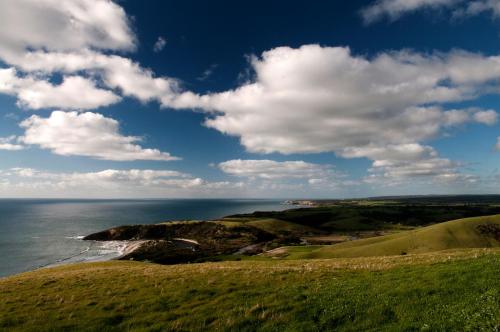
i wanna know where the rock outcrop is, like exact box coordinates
[84,221,276,264]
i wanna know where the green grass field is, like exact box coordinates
[216,218,321,238]
[270,215,500,260]
[2,210,500,331]
[226,204,500,231]
[1,249,499,331]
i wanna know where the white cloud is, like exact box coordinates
[473,109,498,125]
[341,143,464,184]
[5,167,188,184]
[0,0,135,64]
[0,136,24,151]
[165,45,500,184]
[19,111,179,161]
[365,145,457,179]
[362,0,500,23]
[442,109,470,126]
[0,1,179,111]
[0,168,245,198]
[153,36,167,52]
[0,164,486,198]
[361,0,460,23]
[171,46,500,157]
[434,172,480,184]
[454,0,500,18]
[219,159,336,180]
[0,1,495,190]
[0,68,121,110]
[2,51,181,107]
[101,55,180,103]
[218,159,346,192]
[442,108,498,126]
[341,143,437,161]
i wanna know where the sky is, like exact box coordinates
[1,0,500,198]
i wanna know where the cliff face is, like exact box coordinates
[84,222,278,264]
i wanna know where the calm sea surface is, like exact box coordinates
[0,199,290,277]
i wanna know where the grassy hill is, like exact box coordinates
[3,203,500,331]
[272,215,500,259]
[225,204,500,232]
[216,217,321,236]
[0,249,499,331]
[79,204,500,265]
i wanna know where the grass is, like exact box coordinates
[4,203,500,331]
[215,218,320,237]
[246,218,319,236]
[267,215,500,260]
[1,249,499,331]
[227,204,500,231]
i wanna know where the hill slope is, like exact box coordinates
[0,249,498,331]
[226,204,500,231]
[285,215,500,259]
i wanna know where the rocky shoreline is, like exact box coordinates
[84,221,298,264]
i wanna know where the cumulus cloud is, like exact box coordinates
[1,51,181,109]
[219,159,336,180]
[217,159,348,191]
[359,144,456,179]
[473,109,498,125]
[0,0,179,111]
[0,163,486,198]
[171,46,499,156]
[153,36,167,52]
[5,167,192,185]
[167,45,500,184]
[0,168,245,198]
[0,0,135,63]
[362,0,500,23]
[0,1,496,189]
[441,108,498,126]
[0,136,24,151]
[19,111,179,161]
[0,68,121,110]
[442,109,470,126]
[340,143,467,185]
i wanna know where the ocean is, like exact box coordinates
[0,199,290,277]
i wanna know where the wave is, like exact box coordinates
[54,246,91,263]
[40,239,129,270]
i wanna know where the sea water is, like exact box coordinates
[0,199,289,277]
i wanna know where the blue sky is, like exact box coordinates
[1,0,500,198]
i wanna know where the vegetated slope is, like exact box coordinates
[83,221,277,264]
[80,205,500,264]
[293,215,500,259]
[0,249,498,331]
[216,218,321,236]
[227,204,500,232]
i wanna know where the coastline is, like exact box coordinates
[12,195,500,277]
[49,201,310,270]
[42,238,202,270]
[40,240,135,270]
[0,199,290,277]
